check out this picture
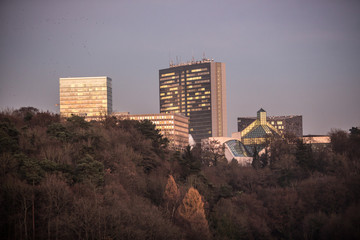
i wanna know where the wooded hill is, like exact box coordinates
[1,107,359,240]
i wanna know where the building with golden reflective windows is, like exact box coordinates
[59,76,112,120]
[159,58,227,143]
[238,110,303,137]
[113,112,189,149]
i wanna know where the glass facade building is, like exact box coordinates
[159,59,227,143]
[238,111,303,137]
[59,76,112,120]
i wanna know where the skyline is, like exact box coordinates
[1,0,360,135]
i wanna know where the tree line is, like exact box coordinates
[0,107,359,240]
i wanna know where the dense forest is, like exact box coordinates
[1,107,359,240]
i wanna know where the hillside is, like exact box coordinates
[1,107,359,240]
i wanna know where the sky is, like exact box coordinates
[1,0,359,136]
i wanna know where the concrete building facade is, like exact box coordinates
[114,112,189,149]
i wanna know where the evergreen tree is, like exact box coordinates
[252,148,261,169]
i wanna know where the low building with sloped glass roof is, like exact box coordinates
[203,137,253,166]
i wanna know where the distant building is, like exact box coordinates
[59,76,112,120]
[238,112,302,137]
[303,135,330,150]
[203,137,253,166]
[159,58,227,143]
[113,112,189,149]
[302,135,330,144]
[205,109,302,165]
[234,109,281,155]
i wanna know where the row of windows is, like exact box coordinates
[161,72,175,77]
[162,80,176,84]
[160,83,179,89]
[60,100,109,105]
[60,105,108,111]
[196,71,210,76]
[60,96,109,101]
[60,82,109,87]
[194,79,210,84]
[60,87,109,91]
[61,113,103,118]
[187,87,208,93]
[160,95,173,100]
[187,84,202,89]
[161,129,189,137]
[60,92,109,97]
[191,68,208,73]
[187,95,210,100]
[194,91,210,95]
[270,121,283,125]
[187,76,202,81]
[60,81,110,86]
[159,76,178,81]
[186,72,210,78]
[60,97,111,102]
[184,99,209,104]
[129,116,178,121]
[162,106,180,111]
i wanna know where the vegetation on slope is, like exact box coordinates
[1,107,359,240]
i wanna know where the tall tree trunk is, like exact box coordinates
[32,181,35,240]
[48,220,51,240]
[55,215,59,240]
[24,197,28,240]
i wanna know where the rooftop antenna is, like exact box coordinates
[203,52,206,60]
[168,51,171,66]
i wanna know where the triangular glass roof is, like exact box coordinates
[225,140,250,157]
[244,125,267,138]
[243,124,279,139]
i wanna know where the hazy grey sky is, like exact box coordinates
[1,0,359,135]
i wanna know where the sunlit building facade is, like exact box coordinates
[59,76,112,120]
[238,109,281,146]
[232,109,282,155]
[113,112,189,149]
[159,58,227,143]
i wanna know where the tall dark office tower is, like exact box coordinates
[159,58,227,143]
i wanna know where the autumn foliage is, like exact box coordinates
[0,108,359,240]
[177,187,210,239]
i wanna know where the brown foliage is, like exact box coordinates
[164,175,181,219]
[1,108,360,240]
[164,175,180,203]
[177,187,210,239]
